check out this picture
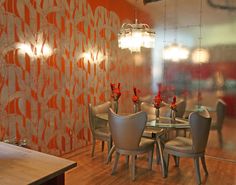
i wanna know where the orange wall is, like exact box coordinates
[0,0,152,155]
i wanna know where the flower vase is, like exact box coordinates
[133,103,139,113]
[113,100,119,113]
[155,108,160,122]
[171,109,176,123]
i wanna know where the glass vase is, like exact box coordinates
[113,100,119,114]
[133,103,139,113]
[171,109,176,123]
[155,108,160,122]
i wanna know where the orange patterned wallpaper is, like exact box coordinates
[0,0,152,155]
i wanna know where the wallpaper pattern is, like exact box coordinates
[0,0,151,155]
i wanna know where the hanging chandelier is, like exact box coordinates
[118,19,156,53]
[191,48,210,63]
[163,43,189,62]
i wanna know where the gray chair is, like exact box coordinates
[211,99,226,148]
[164,108,212,185]
[108,108,155,181]
[88,102,112,158]
[175,99,187,118]
[175,99,187,137]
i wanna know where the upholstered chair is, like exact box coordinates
[88,101,112,158]
[210,99,226,148]
[163,108,212,185]
[175,99,187,137]
[108,108,155,181]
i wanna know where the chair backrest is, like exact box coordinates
[175,99,186,118]
[216,99,226,130]
[139,95,153,104]
[108,108,147,150]
[88,101,111,134]
[189,108,212,153]
[140,101,170,117]
[140,102,155,115]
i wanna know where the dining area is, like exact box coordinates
[86,83,228,184]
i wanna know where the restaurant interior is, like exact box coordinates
[0,0,235,184]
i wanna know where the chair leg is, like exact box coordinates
[125,155,129,167]
[173,156,180,167]
[201,156,208,175]
[112,152,120,175]
[106,145,115,164]
[148,149,154,170]
[193,157,201,185]
[131,154,136,181]
[163,151,169,177]
[217,130,223,148]
[101,141,104,151]
[91,138,96,157]
[107,140,111,154]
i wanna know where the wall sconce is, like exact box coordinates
[16,43,53,58]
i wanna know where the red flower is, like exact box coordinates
[132,95,139,103]
[132,87,140,103]
[110,83,115,91]
[111,83,121,101]
[170,96,177,111]
[154,91,162,109]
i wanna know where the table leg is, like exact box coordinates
[156,136,167,178]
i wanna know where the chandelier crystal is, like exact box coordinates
[118,19,155,52]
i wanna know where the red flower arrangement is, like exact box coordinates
[154,91,162,109]
[170,96,177,111]
[110,83,121,101]
[132,87,140,104]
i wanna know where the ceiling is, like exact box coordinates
[125,0,236,47]
[125,0,236,26]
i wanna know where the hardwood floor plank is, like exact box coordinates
[64,143,236,185]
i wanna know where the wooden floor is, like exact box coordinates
[64,117,236,185]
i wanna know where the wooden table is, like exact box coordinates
[0,142,77,185]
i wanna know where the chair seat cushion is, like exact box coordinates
[94,127,111,138]
[165,136,194,154]
[138,138,155,151]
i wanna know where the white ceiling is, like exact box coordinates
[126,0,236,26]
[125,0,236,46]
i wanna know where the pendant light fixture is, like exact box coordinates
[118,0,156,52]
[162,0,189,62]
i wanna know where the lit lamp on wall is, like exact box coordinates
[162,43,189,62]
[191,48,210,63]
